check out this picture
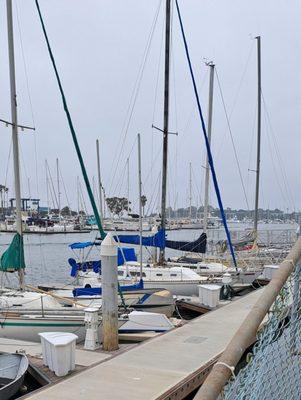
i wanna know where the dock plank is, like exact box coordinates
[26,289,263,400]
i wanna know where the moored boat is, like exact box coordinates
[0,353,28,400]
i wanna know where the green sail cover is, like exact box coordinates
[0,233,25,272]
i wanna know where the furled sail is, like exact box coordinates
[115,229,207,253]
[0,233,25,272]
[165,232,207,254]
[114,229,166,249]
[73,279,144,297]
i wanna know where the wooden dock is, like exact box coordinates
[24,289,263,400]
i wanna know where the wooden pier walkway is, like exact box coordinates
[26,289,263,400]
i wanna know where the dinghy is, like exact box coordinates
[0,353,28,400]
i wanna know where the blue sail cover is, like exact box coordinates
[69,247,137,277]
[73,279,144,297]
[165,232,207,254]
[116,229,206,253]
[69,241,94,250]
[115,229,166,249]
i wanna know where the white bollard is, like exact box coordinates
[84,307,100,350]
[101,232,119,351]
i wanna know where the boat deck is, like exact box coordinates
[23,288,263,400]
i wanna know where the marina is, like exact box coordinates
[0,288,264,400]
[0,0,300,399]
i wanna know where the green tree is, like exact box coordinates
[61,206,71,216]
[106,197,130,217]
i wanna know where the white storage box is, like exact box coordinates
[39,332,78,377]
[198,284,220,308]
[263,265,279,281]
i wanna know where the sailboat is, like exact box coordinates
[0,0,66,308]
[0,0,176,343]
[63,0,235,296]
[112,3,266,292]
[112,2,229,286]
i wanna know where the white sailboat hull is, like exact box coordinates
[0,316,87,342]
[143,280,201,296]
[0,310,175,343]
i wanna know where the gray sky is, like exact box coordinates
[0,0,300,214]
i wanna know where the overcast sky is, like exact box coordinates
[0,0,300,214]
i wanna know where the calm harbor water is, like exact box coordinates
[0,222,297,287]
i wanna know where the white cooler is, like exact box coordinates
[39,332,78,377]
[198,284,221,308]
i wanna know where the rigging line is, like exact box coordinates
[171,23,179,210]
[215,68,250,210]
[15,0,35,128]
[180,68,208,134]
[151,6,165,191]
[261,91,295,211]
[4,139,13,189]
[170,2,178,132]
[46,163,55,210]
[78,180,88,216]
[145,170,161,216]
[33,133,39,197]
[111,134,137,197]
[15,0,39,198]
[263,107,288,206]
[246,103,257,203]
[45,161,59,210]
[175,0,237,269]
[142,147,162,187]
[58,165,71,210]
[115,163,127,200]
[191,165,202,204]
[19,141,30,195]
[107,0,162,194]
[35,0,105,239]
[229,40,255,119]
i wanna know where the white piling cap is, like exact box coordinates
[100,232,118,257]
[84,307,99,313]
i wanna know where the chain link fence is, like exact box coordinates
[220,261,301,399]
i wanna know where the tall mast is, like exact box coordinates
[126,157,130,214]
[56,158,61,221]
[137,134,143,278]
[76,176,80,216]
[45,160,50,214]
[254,36,261,236]
[159,0,171,264]
[203,62,215,234]
[7,0,24,290]
[96,139,103,220]
[189,162,192,219]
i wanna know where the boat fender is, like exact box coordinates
[220,284,234,300]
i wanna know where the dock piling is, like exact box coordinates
[101,232,119,351]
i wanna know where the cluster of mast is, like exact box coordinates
[5,0,262,289]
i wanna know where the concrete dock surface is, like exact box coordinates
[25,289,263,400]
